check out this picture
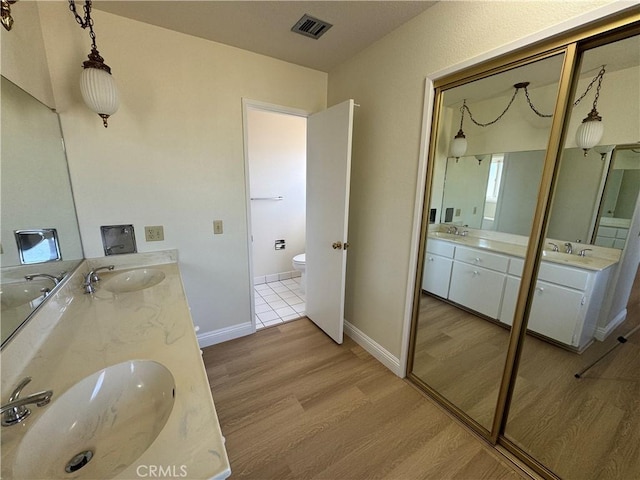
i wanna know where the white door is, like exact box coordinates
[305,99,355,344]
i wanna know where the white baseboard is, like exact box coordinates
[594,308,627,341]
[344,321,402,377]
[197,322,254,348]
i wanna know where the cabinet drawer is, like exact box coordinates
[449,262,506,319]
[426,239,455,258]
[454,246,509,272]
[505,258,589,291]
[595,236,616,248]
[597,226,617,238]
[615,228,629,239]
[538,262,589,291]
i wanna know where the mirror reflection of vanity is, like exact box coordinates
[0,76,84,347]
[437,144,640,250]
[409,23,640,480]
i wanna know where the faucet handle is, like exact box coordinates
[548,242,559,252]
[578,248,593,257]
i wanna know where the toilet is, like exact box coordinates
[292,253,306,294]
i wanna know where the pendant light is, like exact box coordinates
[575,66,606,156]
[450,101,468,160]
[69,0,119,127]
[594,144,614,161]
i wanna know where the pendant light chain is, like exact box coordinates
[462,88,520,127]
[69,0,97,51]
[459,65,606,127]
[523,85,553,118]
[573,66,606,109]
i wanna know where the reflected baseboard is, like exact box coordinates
[594,308,627,341]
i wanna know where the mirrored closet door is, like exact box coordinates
[408,12,640,479]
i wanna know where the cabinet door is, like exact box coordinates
[422,254,453,298]
[527,280,584,346]
[449,262,506,319]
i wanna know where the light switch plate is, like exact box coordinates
[213,220,223,235]
[145,225,164,241]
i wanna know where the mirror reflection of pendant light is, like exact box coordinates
[574,66,606,156]
[594,144,614,161]
[68,0,119,128]
[449,101,468,161]
[450,68,607,160]
[475,154,488,165]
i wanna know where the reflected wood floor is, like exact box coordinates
[412,268,640,480]
[202,319,525,479]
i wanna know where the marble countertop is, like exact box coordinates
[428,231,620,271]
[0,250,230,480]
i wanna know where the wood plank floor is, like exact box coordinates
[202,319,526,479]
[411,267,640,480]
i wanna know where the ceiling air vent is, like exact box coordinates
[291,14,333,40]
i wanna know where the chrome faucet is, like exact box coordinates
[83,265,115,294]
[446,226,459,235]
[24,272,65,285]
[564,242,573,254]
[548,242,559,252]
[1,377,53,426]
[578,248,593,257]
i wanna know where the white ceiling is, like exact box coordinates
[93,1,437,72]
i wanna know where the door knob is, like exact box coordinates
[332,241,342,250]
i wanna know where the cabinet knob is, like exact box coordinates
[428,256,434,262]
[474,257,481,263]
[536,287,544,292]
[472,270,479,276]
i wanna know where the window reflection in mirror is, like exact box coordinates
[504,33,640,480]
[410,52,565,433]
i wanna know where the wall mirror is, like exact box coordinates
[1,76,84,347]
[408,15,639,480]
[592,145,640,248]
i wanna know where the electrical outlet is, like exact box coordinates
[145,225,164,242]
[213,220,223,235]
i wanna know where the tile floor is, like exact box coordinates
[254,277,306,330]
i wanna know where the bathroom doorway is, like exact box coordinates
[243,100,309,330]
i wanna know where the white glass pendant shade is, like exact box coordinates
[575,117,604,155]
[80,67,119,127]
[450,134,467,159]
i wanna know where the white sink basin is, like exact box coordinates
[102,268,166,294]
[0,281,48,309]
[13,360,175,479]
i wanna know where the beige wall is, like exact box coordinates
[36,2,327,338]
[0,1,55,107]
[328,0,619,359]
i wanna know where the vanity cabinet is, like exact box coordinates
[425,235,615,350]
[448,246,508,318]
[422,239,454,298]
[500,257,613,349]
